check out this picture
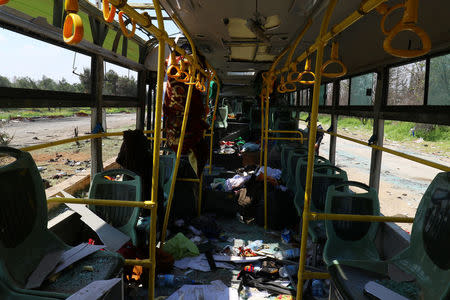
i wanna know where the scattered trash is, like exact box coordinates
[274,248,300,260]
[163,233,200,260]
[166,280,239,300]
[279,265,298,278]
[241,142,260,152]
[281,229,292,244]
[174,254,234,272]
[311,279,326,297]
[156,274,201,288]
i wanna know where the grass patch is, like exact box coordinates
[0,107,135,120]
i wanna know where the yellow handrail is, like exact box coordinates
[274,0,388,75]
[161,66,198,244]
[320,129,450,172]
[147,1,165,298]
[107,0,212,79]
[296,1,337,299]
[19,130,155,152]
[310,212,414,223]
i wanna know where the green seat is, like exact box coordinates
[0,147,123,298]
[292,155,330,214]
[89,169,142,246]
[159,153,177,204]
[328,172,450,300]
[0,278,59,300]
[159,153,198,218]
[280,144,306,183]
[285,148,309,192]
[323,181,380,267]
[308,165,348,243]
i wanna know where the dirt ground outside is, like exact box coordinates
[2,113,136,187]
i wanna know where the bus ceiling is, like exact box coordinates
[158,0,450,87]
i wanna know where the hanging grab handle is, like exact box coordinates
[379,0,431,58]
[177,58,190,83]
[167,52,182,79]
[321,41,347,78]
[102,0,116,23]
[286,64,301,83]
[277,76,291,93]
[296,58,316,85]
[63,0,83,45]
[185,67,197,85]
[118,11,136,38]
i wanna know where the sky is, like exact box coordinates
[0,1,180,84]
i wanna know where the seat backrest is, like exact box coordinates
[0,147,65,286]
[295,155,330,193]
[89,169,141,227]
[325,181,380,243]
[281,145,304,171]
[310,165,348,212]
[393,172,450,300]
[159,153,176,200]
[286,149,308,192]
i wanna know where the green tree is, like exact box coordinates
[0,76,11,87]
[13,76,37,89]
[104,70,119,95]
[117,75,137,97]
[37,76,58,91]
[78,68,91,93]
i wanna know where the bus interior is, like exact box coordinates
[0,0,449,299]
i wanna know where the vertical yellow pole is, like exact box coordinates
[209,79,220,174]
[198,175,203,216]
[259,94,264,166]
[263,79,272,230]
[296,1,337,299]
[161,68,196,243]
[149,1,165,299]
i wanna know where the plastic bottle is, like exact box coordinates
[247,240,263,251]
[311,279,324,297]
[274,248,300,260]
[156,274,197,288]
[279,265,299,278]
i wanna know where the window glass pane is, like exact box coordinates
[0,29,91,93]
[428,54,450,105]
[326,84,333,106]
[299,89,308,106]
[387,61,425,105]
[103,63,138,96]
[319,84,326,105]
[339,79,349,105]
[350,73,376,105]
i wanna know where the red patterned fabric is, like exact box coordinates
[163,55,209,174]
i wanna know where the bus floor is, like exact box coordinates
[127,216,325,300]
